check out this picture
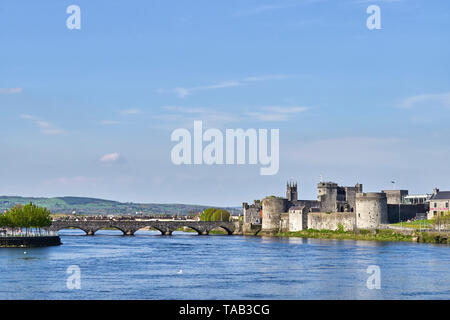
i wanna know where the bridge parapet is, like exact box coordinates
[50,220,239,236]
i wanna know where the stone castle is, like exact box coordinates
[243,181,427,235]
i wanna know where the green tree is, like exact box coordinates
[0,202,52,235]
[200,208,231,222]
[432,211,450,229]
[211,209,231,222]
[200,208,216,221]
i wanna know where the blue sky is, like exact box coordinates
[1,0,449,206]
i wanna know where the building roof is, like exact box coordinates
[430,191,450,200]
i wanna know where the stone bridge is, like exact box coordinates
[49,220,240,236]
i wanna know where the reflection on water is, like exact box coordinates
[0,230,449,300]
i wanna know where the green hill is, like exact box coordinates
[0,196,241,216]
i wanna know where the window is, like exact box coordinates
[434,203,437,208]
[446,203,449,209]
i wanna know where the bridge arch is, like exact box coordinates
[177,225,203,235]
[176,224,213,235]
[209,225,233,235]
[148,226,173,236]
[52,226,92,235]
[95,225,130,236]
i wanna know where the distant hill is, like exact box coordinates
[0,196,242,216]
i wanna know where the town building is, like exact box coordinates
[428,188,450,219]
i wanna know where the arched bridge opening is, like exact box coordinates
[209,226,233,235]
[50,220,238,237]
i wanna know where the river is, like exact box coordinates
[1,230,449,299]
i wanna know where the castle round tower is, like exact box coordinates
[355,192,388,229]
[261,197,287,235]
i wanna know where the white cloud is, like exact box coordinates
[398,92,450,109]
[20,114,64,135]
[0,88,22,94]
[172,81,241,98]
[20,114,33,119]
[160,75,291,98]
[99,152,127,166]
[173,87,191,98]
[157,104,309,127]
[120,108,141,115]
[155,106,241,129]
[99,152,121,163]
[246,106,309,121]
[243,75,290,82]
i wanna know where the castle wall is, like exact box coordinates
[317,182,338,212]
[244,207,261,224]
[291,200,320,210]
[307,212,355,231]
[356,192,388,229]
[387,204,427,223]
[344,185,362,212]
[261,197,287,235]
[288,207,308,231]
[242,223,262,235]
[243,200,261,224]
[280,213,289,232]
[382,190,408,205]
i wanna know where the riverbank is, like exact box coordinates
[276,228,450,244]
[0,235,62,248]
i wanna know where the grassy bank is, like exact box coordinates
[174,227,228,234]
[390,219,432,229]
[277,228,414,242]
[277,228,450,244]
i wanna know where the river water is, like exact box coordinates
[1,230,449,300]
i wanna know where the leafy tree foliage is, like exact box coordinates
[0,202,52,235]
[432,211,450,228]
[200,208,231,222]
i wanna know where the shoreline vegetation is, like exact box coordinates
[0,203,61,248]
[266,215,450,244]
[276,228,449,244]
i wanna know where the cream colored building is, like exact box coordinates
[428,188,450,219]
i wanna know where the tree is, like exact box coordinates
[432,211,450,230]
[200,208,231,222]
[0,202,52,236]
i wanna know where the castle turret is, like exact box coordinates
[356,192,388,229]
[286,181,298,202]
[317,182,338,212]
[261,197,288,235]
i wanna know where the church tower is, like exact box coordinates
[286,181,298,202]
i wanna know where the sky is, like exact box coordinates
[0,0,449,206]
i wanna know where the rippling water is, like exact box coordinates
[1,230,449,299]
